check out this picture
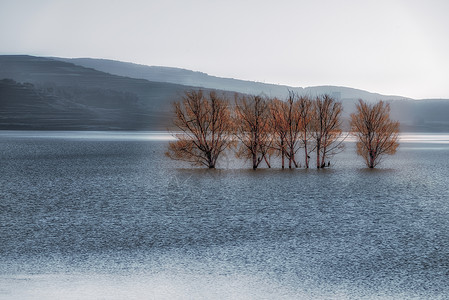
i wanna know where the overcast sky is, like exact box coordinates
[1,0,448,99]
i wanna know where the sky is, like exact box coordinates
[1,0,448,99]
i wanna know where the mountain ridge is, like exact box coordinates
[0,55,203,130]
[1,55,448,132]
[53,57,410,102]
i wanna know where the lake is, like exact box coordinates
[1,131,449,299]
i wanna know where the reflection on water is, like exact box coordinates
[0,130,176,141]
[400,133,449,143]
[3,131,449,143]
[1,131,449,299]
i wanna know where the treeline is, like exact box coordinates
[166,90,399,169]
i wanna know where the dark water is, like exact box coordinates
[1,131,449,299]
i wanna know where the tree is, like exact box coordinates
[311,94,345,168]
[297,95,313,168]
[234,95,273,169]
[283,92,302,168]
[350,99,399,168]
[166,90,234,168]
[269,93,302,169]
[269,98,288,169]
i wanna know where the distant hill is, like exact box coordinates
[55,57,409,102]
[0,55,204,130]
[388,99,449,132]
[1,55,448,132]
[53,57,301,99]
[0,78,147,130]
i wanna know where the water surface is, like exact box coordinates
[1,131,449,299]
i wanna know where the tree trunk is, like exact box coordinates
[369,151,375,168]
[207,152,214,168]
[264,155,271,168]
[281,151,285,169]
[281,141,285,169]
[252,152,257,170]
[292,156,299,168]
[304,144,309,168]
[289,153,297,168]
[320,144,327,168]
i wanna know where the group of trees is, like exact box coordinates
[166,90,399,169]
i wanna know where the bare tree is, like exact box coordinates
[297,95,313,168]
[350,99,399,168]
[269,93,302,169]
[166,90,234,168]
[269,92,304,169]
[311,94,345,168]
[269,98,288,169]
[234,95,273,169]
[283,92,302,168]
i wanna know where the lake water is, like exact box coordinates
[1,131,449,299]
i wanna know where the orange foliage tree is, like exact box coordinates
[297,95,313,168]
[234,95,273,170]
[269,93,303,169]
[350,99,399,168]
[166,90,234,168]
[282,92,303,168]
[311,94,345,168]
[269,98,288,168]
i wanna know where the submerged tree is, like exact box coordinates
[234,95,273,169]
[269,98,288,168]
[283,92,303,168]
[350,99,399,168]
[311,94,345,168]
[269,93,302,169]
[166,90,234,168]
[297,95,313,168]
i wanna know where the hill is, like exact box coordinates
[0,55,202,130]
[55,57,408,102]
[51,57,449,132]
[53,57,301,98]
[1,55,448,132]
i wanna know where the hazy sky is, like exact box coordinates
[1,0,448,99]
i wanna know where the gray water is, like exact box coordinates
[1,131,449,299]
